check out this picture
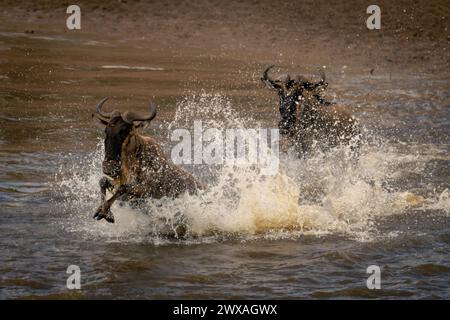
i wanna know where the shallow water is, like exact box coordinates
[0,31,449,299]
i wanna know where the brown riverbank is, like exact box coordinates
[0,0,448,77]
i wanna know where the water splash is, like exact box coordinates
[54,94,444,244]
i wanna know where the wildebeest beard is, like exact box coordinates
[102,116,133,178]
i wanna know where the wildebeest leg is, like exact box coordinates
[99,176,114,204]
[93,177,113,220]
[94,184,131,223]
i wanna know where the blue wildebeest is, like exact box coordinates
[261,65,360,155]
[92,98,203,223]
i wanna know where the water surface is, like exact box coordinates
[0,31,449,299]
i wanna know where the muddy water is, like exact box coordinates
[0,31,449,299]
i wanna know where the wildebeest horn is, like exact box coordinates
[122,102,157,124]
[96,97,115,119]
[262,65,275,81]
[92,97,114,122]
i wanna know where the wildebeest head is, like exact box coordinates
[262,65,327,95]
[298,69,328,94]
[93,97,157,178]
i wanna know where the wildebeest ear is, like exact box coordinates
[92,113,108,125]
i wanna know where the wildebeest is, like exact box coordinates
[92,97,203,223]
[261,65,360,156]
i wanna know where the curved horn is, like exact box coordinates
[96,97,115,119]
[122,101,157,124]
[262,65,276,81]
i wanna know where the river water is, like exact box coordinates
[0,31,449,299]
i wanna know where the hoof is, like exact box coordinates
[104,212,115,223]
[93,207,101,219]
[93,207,114,223]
